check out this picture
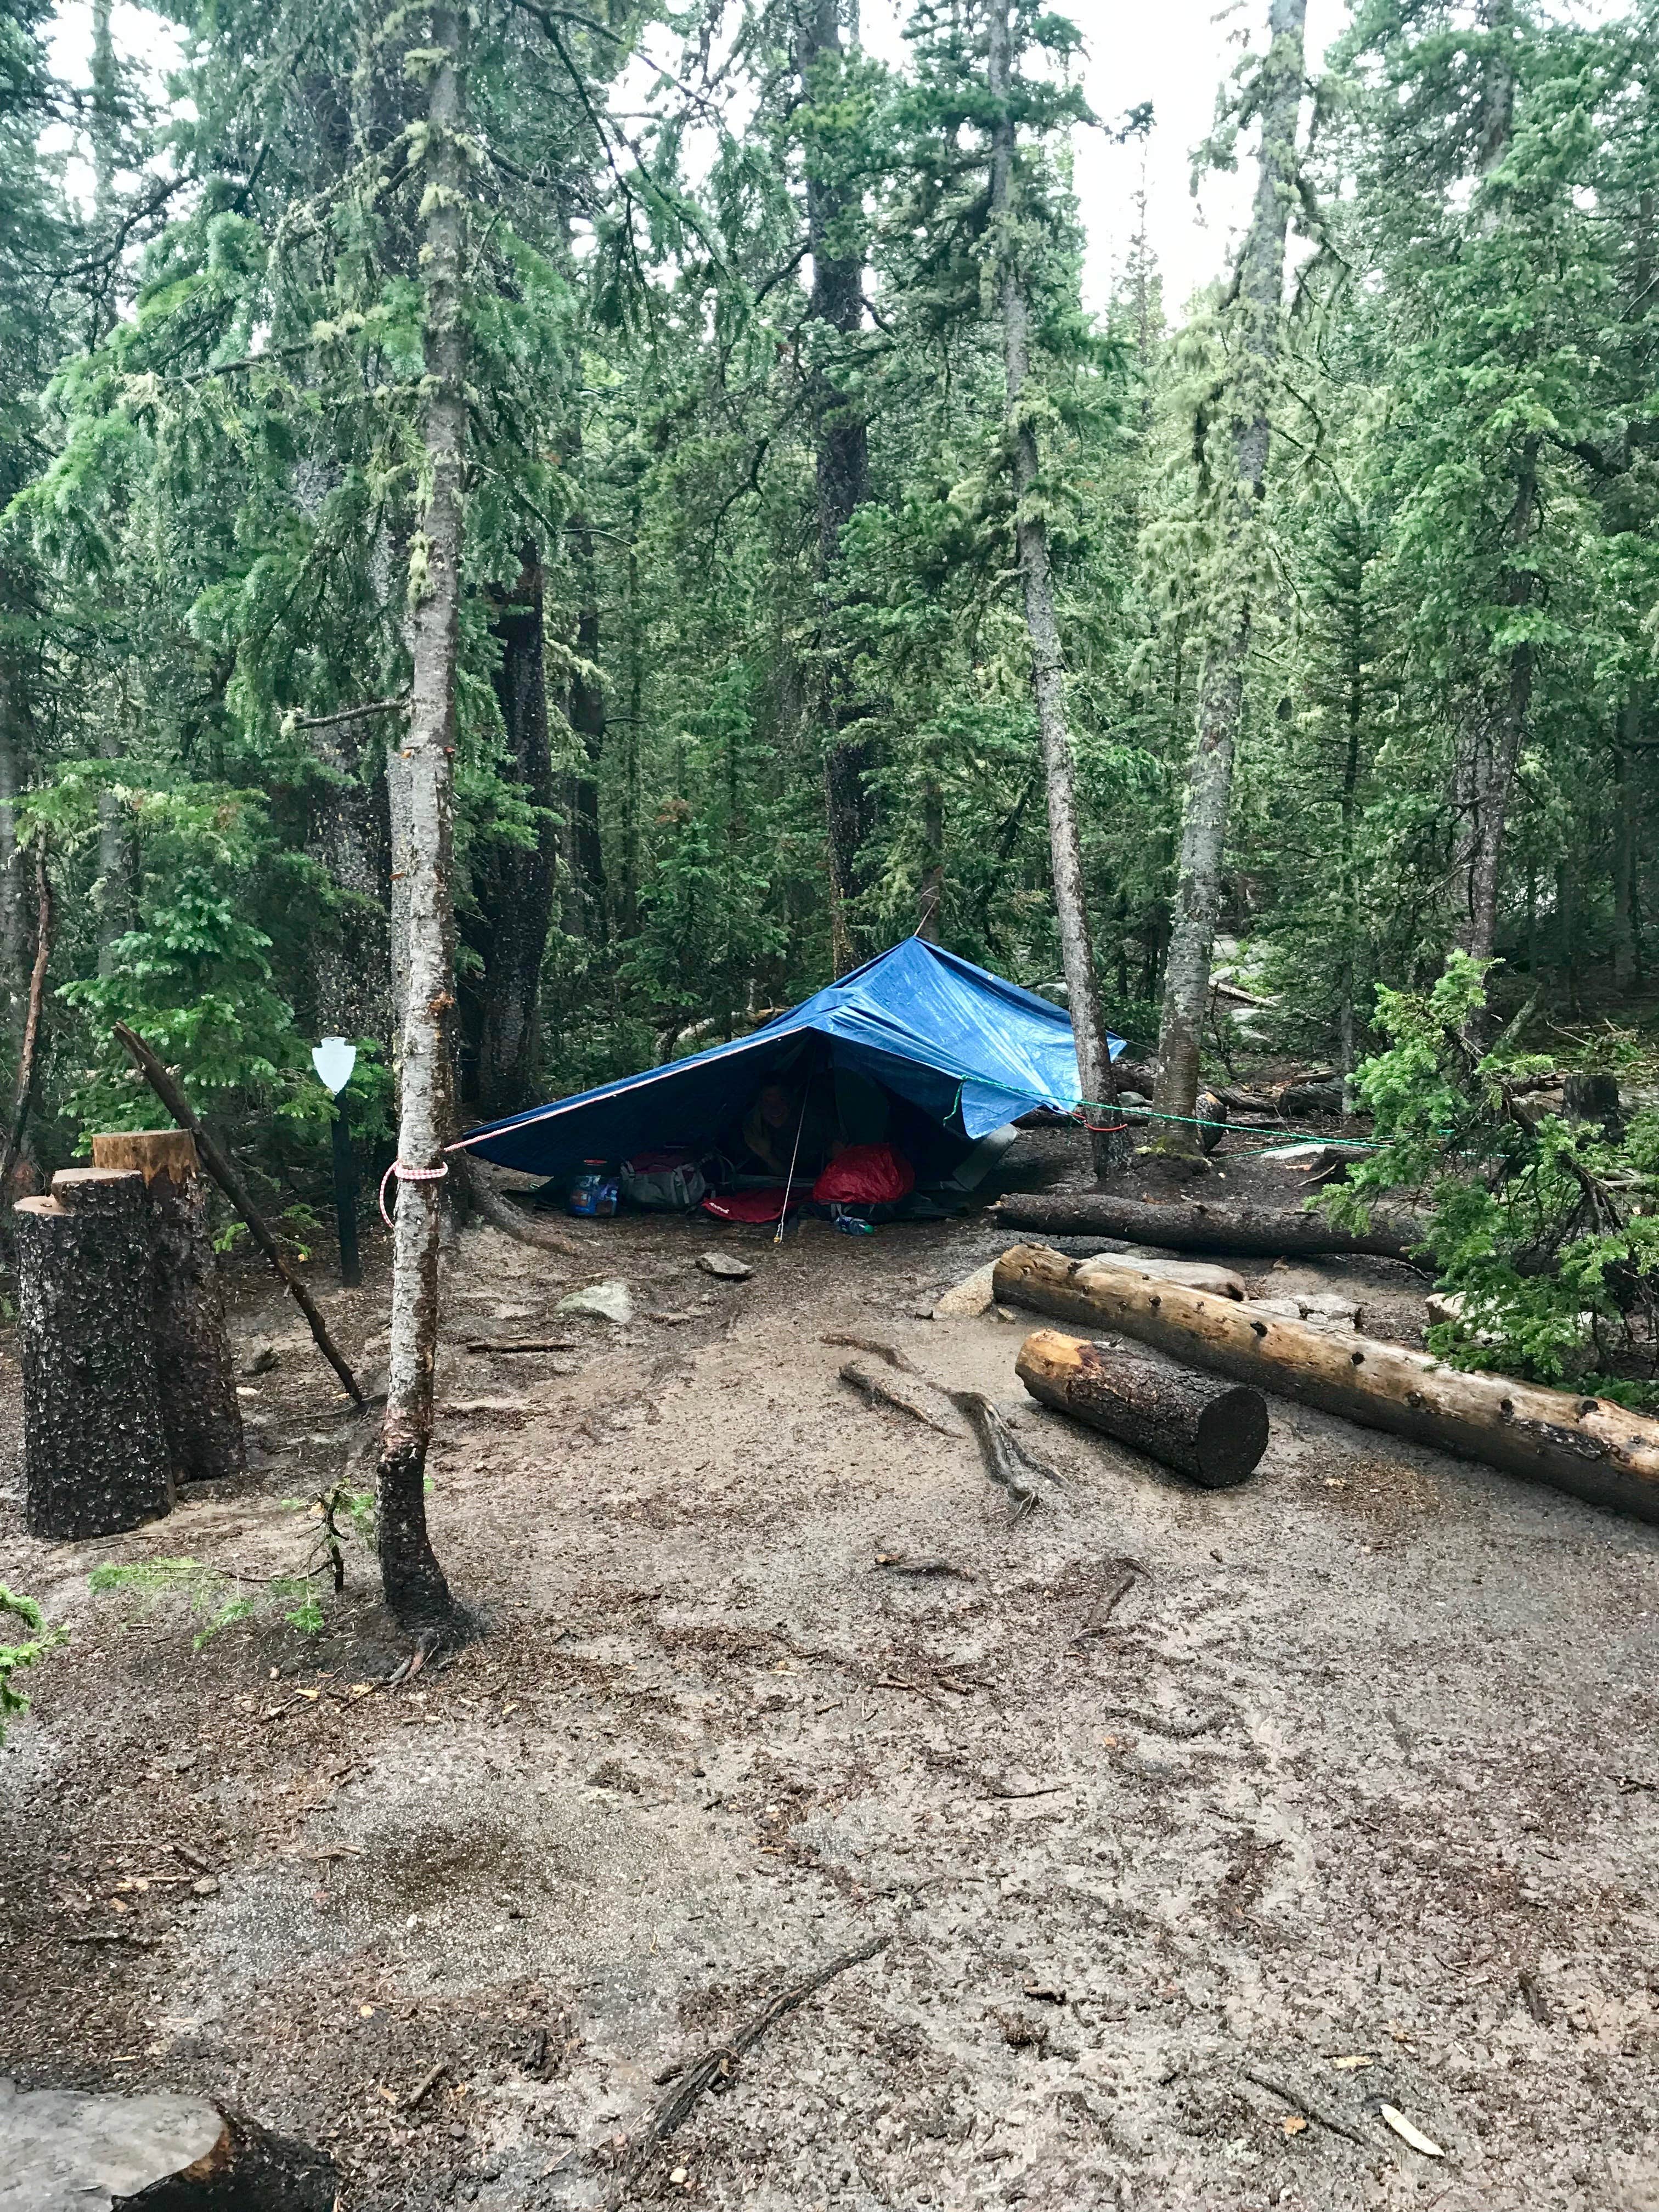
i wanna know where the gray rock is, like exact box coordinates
[241,1342,279,1376]
[556,1280,635,1324]
[697,1251,753,1280]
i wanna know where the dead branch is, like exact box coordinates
[950,1390,1062,1520]
[628,1935,888,2162]
[112,1022,364,1406]
[1068,1557,1148,1648]
[822,1331,919,1373]
[838,1359,966,1437]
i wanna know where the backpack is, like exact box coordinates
[620,1147,709,1211]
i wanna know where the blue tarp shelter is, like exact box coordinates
[454,938,1121,1181]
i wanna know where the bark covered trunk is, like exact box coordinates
[89,1130,244,1484]
[376,0,466,1637]
[310,708,393,1045]
[561,520,607,939]
[1152,0,1306,1146]
[0,678,24,1035]
[16,1167,174,1538]
[1015,1329,1269,1488]
[1005,1273,1659,1526]
[988,0,1123,1178]
[465,549,555,1115]
[795,0,874,974]
[990,1189,1424,1259]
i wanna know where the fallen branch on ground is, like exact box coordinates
[949,1390,1060,1519]
[838,1359,966,1437]
[628,1935,888,2161]
[1243,2068,1374,2148]
[823,1331,920,1373]
[991,1191,1425,1263]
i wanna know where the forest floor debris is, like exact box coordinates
[2,1128,1657,2210]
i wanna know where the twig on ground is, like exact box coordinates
[405,2062,449,2111]
[1243,2068,1374,2148]
[627,1934,888,2163]
[1096,1701,1227,1741]
[822,1332,920,1374]
[1068,1558,1149,1648]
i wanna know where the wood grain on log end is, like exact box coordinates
[92,1128,200,1184]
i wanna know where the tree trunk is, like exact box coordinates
[1152,0,1307,1147]
[309,708,393,1044]
[1612,696,1640,994]
[1005,1278,1659,1527]
[988,0,1124,1178]
[990,1188,1424,1259]
[464,548,555,1115]
[376,0,466,1637]
[16,1168,173,1538]
[0,678,24,1038]
[90,1130,244,1485]
[1015,1330,1269,1488]
[794,0,874,975]
[562,517,607,939]
[918,777,944,940]
[619,504,643,938]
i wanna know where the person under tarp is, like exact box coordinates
[452,936,1124,1217]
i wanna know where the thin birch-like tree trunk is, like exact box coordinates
[1152,0,1306,1149]
[376,0,465,1636]
[987,0,1122,1177]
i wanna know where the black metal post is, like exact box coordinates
[331,1099,360,1288]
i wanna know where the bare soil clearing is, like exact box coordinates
[3,1130,1658,2210]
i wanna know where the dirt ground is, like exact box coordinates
[3,1126,1658,2211]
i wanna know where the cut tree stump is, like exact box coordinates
[15,1169,173,1539]
[1001,1259,1659,1525]
[1016,1329,1269,1488]
[92,1131,244,1485]
[991,1191,1424,1262]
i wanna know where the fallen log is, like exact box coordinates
[997,1246,1248,1312]
[1000,1258,1659,1525]
[1017,1331,1269,1488]
[991,1191,1425,1264]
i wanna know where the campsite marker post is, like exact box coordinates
[312,1037,360,1289]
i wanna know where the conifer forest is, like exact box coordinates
[4,0,1659,2202]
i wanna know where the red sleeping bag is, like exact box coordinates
[811,1143,915,1206]
[701,1186,805,1224]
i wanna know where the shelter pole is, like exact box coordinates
[775,1082,811,1245]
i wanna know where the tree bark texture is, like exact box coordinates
[795,0,874,975]
[16,1168,173,1539]
[1015,1329,1269,1488]
[987,0,1123,1178]
[309,706,393,1045]
[561,516,607,939]
[991,1187,1424,1258]
[464,549,555,1114]
[1153,0,1306,1145]
[0,677,24,1035]
[377,0,466,1635]
[1450,2,1531,981]
[90,1130,244,1485]
[1002,1269,1659,1527]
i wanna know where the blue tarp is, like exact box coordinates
[455,938,1122,1181]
